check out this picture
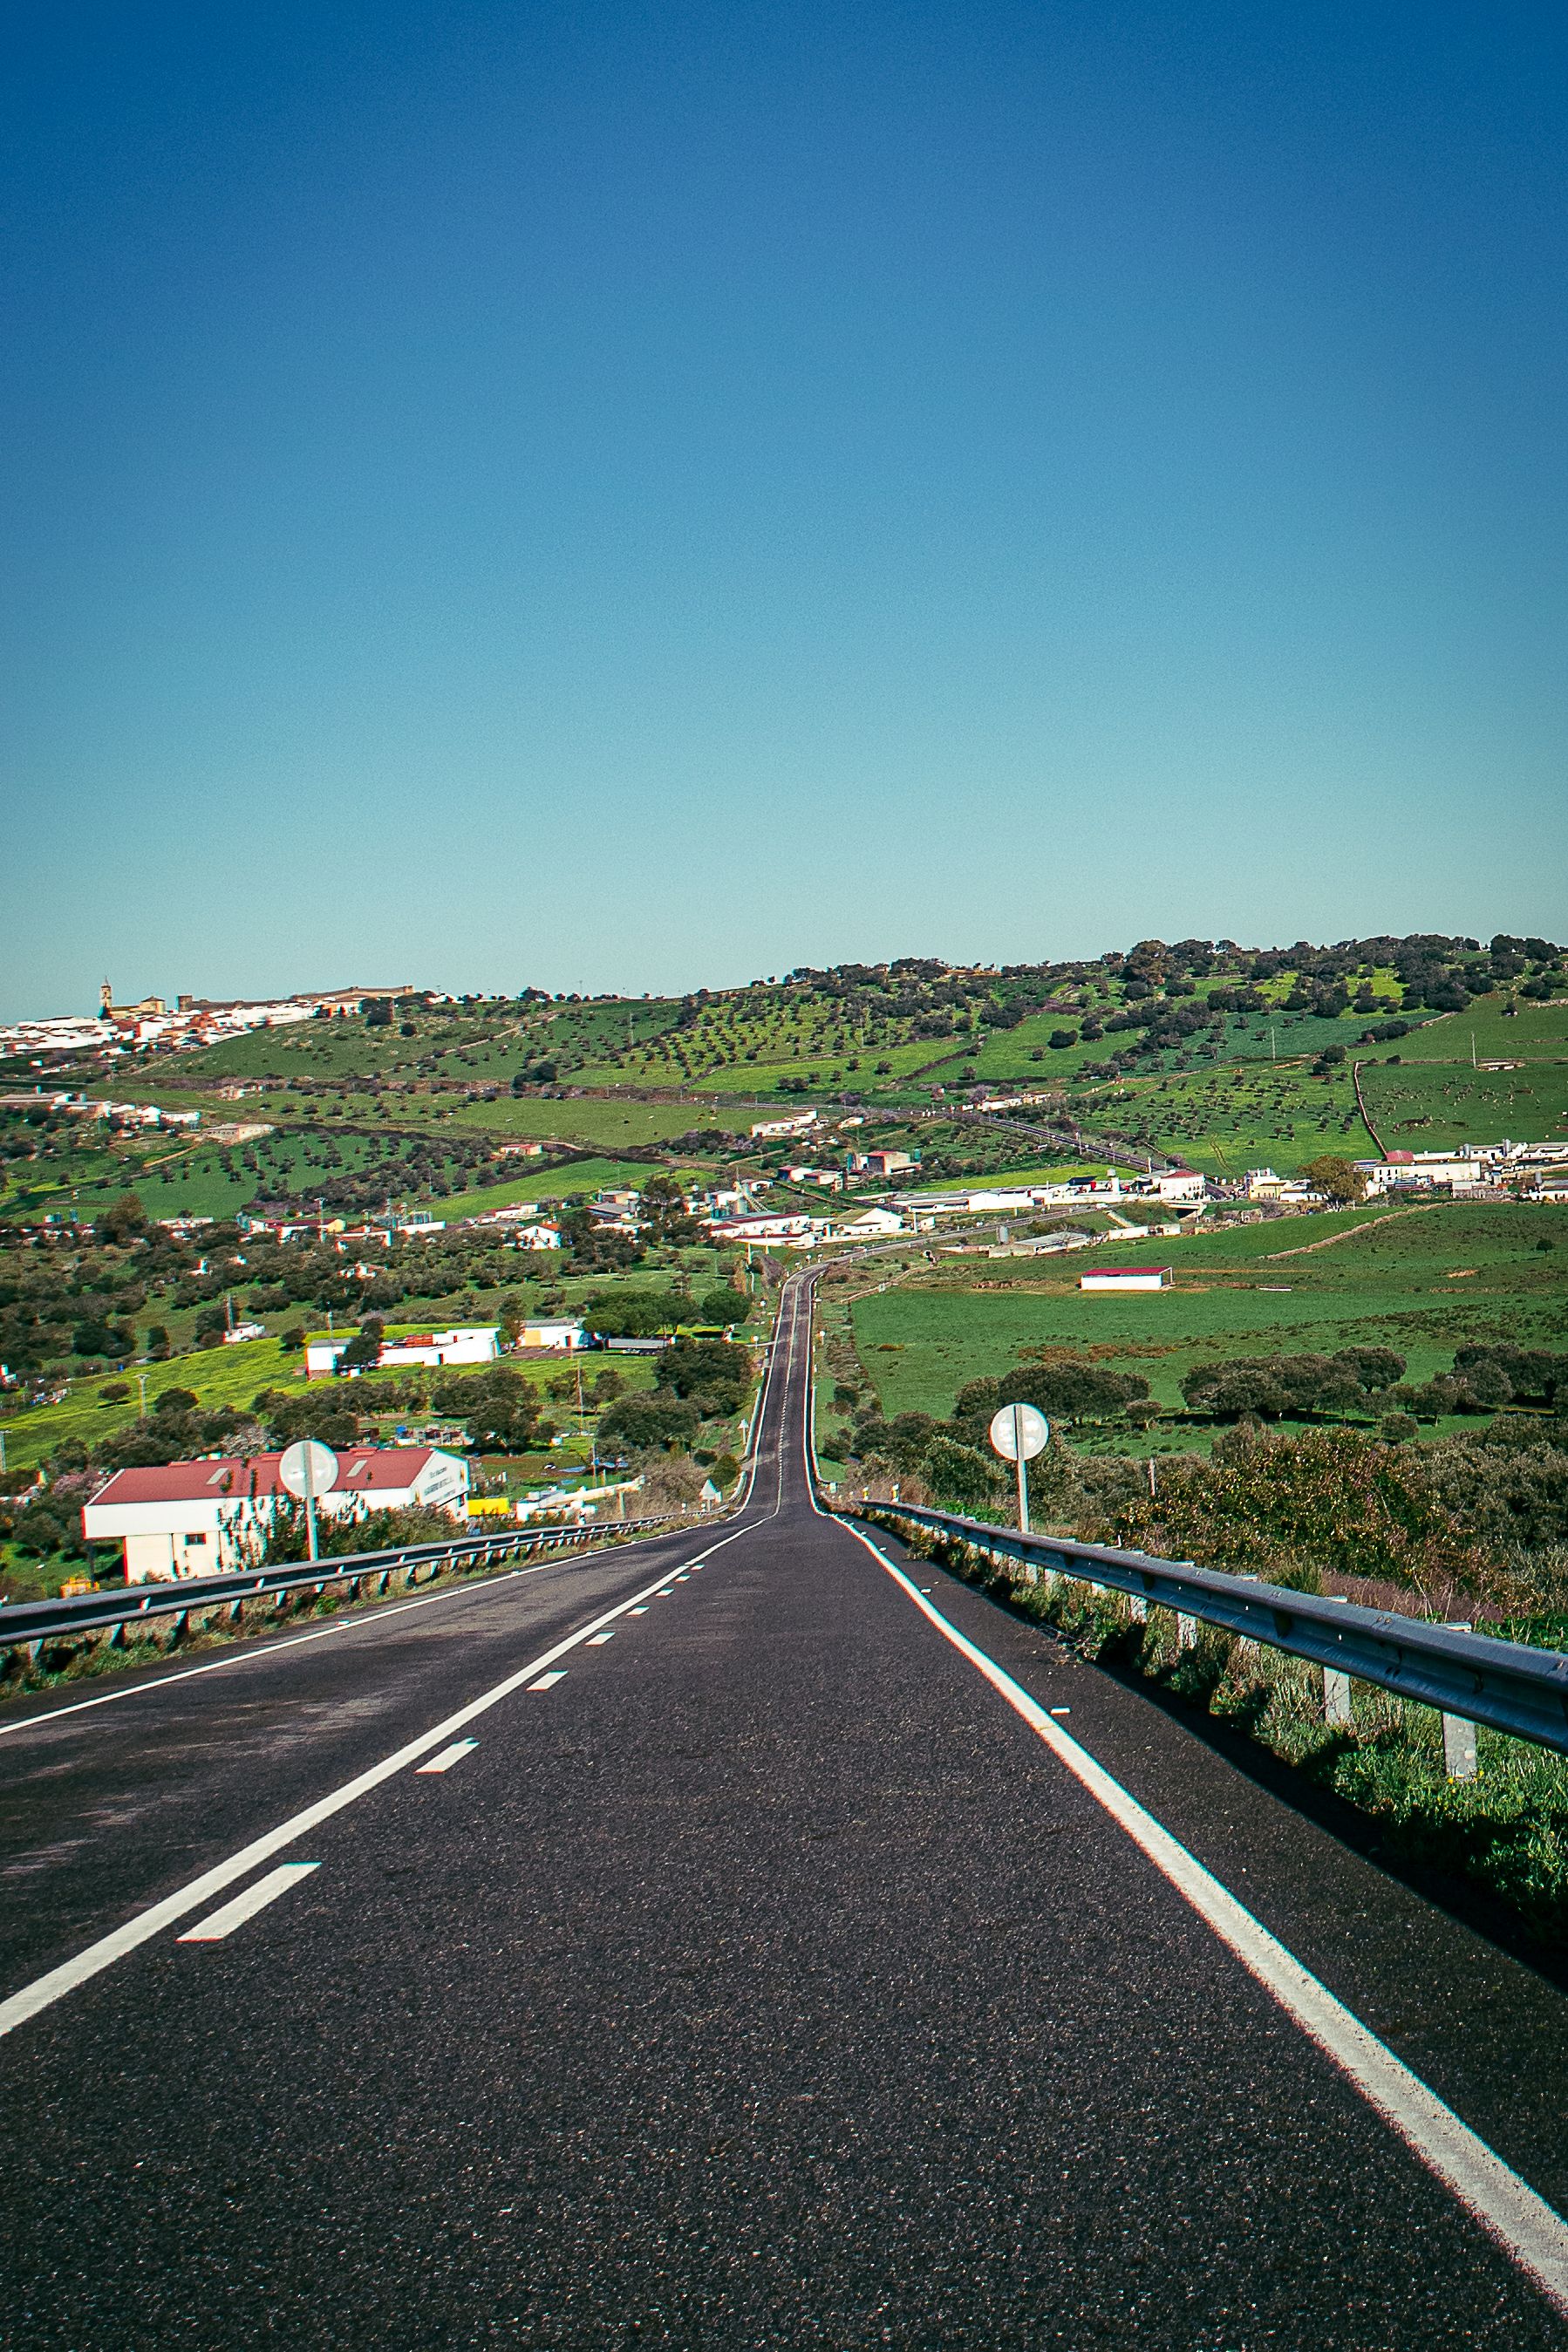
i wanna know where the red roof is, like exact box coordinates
[87,1449,441,1508]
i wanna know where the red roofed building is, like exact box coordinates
[82,1448,468,1582]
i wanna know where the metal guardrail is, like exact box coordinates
[842,1500,1568,1764]
[0,1514,683,1658]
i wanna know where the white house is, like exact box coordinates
[1080,1265,1172,1292]
[515,1319,587,1351]
[305,1325,501,1379]
[706,1212,816,1244]
[1153,1169,1206,1204]
[844,1205,905,1237]
[847,1149,919,1177]
[749,1111,821,1140]
[82,1448,470,1582]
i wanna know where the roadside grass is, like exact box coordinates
[847,1203,1563,1421]
[0,1520,671,1701]
[913,1529,1568,1947]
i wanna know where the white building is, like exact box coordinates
[706,1212,816,1244]
[1357,1149,1490,1195]
[1080,1265,1172,1292]
[749,1111,821,1140]
[305,1325,501,1379]
[1152,1169,1206,1203]
[515,1319,587,1351]
[843,1205,906,1237]
[82,1448,469,1581]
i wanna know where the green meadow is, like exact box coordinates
[849,1202,1565,1423]
[426,1158,676,1220]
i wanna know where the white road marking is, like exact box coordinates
[846,1522,1568,2321]
[585,1633,616,1646]
[1050,1706,1071,1716]
[0,1521,758,2041]
[177,1863,320,1943]
[415,1740,478,1774]
[0,1544,658,1745]
[627,1606,649,1616]
[528,1671,566,1691]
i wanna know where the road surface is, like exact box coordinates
[3,1271,1568,2346]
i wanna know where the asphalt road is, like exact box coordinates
[3,1271,1568,2347]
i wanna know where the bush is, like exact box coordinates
[920,1437,1003,1513]
[597,1395,700,1453]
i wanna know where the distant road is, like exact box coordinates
[3,1274,1568,2344]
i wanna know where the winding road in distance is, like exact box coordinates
[3,1271,1568,2346]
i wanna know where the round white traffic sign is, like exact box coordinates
[277,1439,339,1501]
[989,1402,1049,1462]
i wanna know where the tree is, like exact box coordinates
[639,1173,704,1246]
[582,1288,685,1338]
[339,1316,385,1372]
[99,1193,149,1244]
[920,1437,1003,1513]
[999,1360,1149,1421]
[597,1395,700,1453]
[1300,1156,1367,1203]
[145,1325,172,1360]
[1332,1346,1406,1392]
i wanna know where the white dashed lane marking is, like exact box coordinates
[177,1864,320,1944]
[528,1672,567,1692]
[415,1740,479,1774]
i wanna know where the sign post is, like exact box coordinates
[278,1440,339,1565]
[988,1402,1049,1534]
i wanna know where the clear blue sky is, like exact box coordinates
[3,2,1565,1016]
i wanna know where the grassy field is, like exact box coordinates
[1358,1060,1568,1150]
[965,1006,1432,1090]
[449,1094,735,1147]
[847,1202,1564,1426]
[1062,1061,1367,1175]
[903,1161,1111,1194]
[426,1158,675,1219]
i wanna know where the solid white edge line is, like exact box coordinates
[0,1518,757,2042]
[0,1526,705,1745]
[176,1863,321,1942]
[842,1518,1568,2319]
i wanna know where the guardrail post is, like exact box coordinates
[1321,1595,1351,1721]
[1442,1623,1478,1779]
[1443,1714,1478,1780]
[1127,1592,1147,1621]
[1176,1612,1196,1649]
